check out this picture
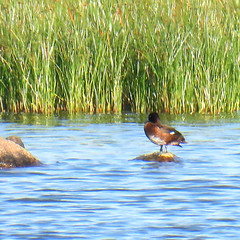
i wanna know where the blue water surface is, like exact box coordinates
[0,113,240,239]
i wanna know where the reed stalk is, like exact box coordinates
[0,0,239,114]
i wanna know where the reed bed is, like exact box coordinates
[0,0,240,114]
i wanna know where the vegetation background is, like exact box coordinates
[0,0,240,114]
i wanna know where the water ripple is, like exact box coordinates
[0,114,240,239]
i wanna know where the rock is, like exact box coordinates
[133,151,177,162]
[6,136,25,148]
[0,137,42,168]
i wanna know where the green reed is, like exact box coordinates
[0,0,240,114]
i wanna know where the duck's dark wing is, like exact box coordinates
[159,124,186,146]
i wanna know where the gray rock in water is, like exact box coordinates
[0,137,42,168]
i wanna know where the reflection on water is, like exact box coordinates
[0,112,240,239]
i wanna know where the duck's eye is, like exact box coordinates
[170,131,175,135]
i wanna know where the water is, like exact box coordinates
[0,112,240,239]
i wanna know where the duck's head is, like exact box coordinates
[148,112,160,123]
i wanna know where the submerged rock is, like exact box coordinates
[133,151,177,162]
[0,137,42,168]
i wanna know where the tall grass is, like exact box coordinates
[0,0,240,114]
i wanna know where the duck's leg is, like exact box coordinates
[165,145,168,152]
[160,145,163,152]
